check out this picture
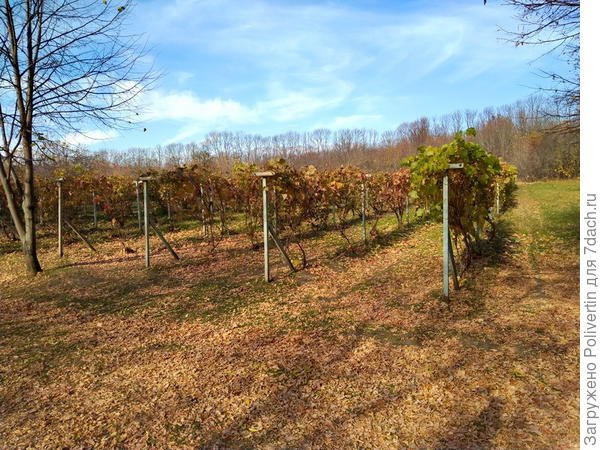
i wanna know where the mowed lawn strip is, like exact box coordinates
[0,179,579,449]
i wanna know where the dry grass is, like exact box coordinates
[0,179,579,449]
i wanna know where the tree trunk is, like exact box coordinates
[22,236,42,274]
[21,138,42,274]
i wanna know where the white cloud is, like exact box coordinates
[64,129,119,146]
[164,124,207,144]
[141,90,253,123]
[138,82,355,144]
[256,80,354,122]
[135,0,530,83]
[137,91,254,143]
[107,0,563,149]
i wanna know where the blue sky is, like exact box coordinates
[71,0,568,150]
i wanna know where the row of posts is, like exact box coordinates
[56,169,501,296]
[257,172,394,282]
[257,172,409,282]
[57,177,177,268]
[57,172,383,276]
[259,166,498,296]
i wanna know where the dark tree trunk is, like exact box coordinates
[21,138,42,274]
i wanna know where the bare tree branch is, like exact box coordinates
[0,0,155,274]
[500,0,579,132]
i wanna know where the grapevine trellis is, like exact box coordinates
[56,178,97,257]
[1,132,517,296]
[36,162,416,269]
[139,177,180,267]
[405,132,518,298]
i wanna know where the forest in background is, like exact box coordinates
[42,95,578,181]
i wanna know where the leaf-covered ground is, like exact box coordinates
[0,179,579,449]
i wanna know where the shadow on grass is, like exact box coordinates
[329,216,429,259]
[196,333,364,448]
[470,219,518,267]
[543,202,579,246]
[53,271,167,315]
[292,215,367,242]
[0,241,19,254]
[4,335,92,381]
[432,396,505,449]
[354,323,433,347]
[55,255,141,268]
[7,265,179,316]
[167,275,268,323]
[194,316,545,449]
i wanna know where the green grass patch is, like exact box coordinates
[505,179,579,264]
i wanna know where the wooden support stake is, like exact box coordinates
[57,179,63,258]
[495,182,500,215]
[443,163,464,300]
[448,234,459,290]
[267,223,296,273]
[201,186,209,236]
[64,219,97,253]
[272,192,278,235]
[92,191,98,228]
[361,181,367,244]
[149,220,180,260]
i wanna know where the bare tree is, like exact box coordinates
[407,117,431,147]
[310,128,331,153]
[501,0,579,131]
[0,0,154,274]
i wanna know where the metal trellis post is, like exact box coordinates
[443,173,449,299]
[255,171,275,282]
[135,181,142,231]
[140,177,151,268]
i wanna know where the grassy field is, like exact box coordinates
[0,179,579,448]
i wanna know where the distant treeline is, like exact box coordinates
[44,96,579,180]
